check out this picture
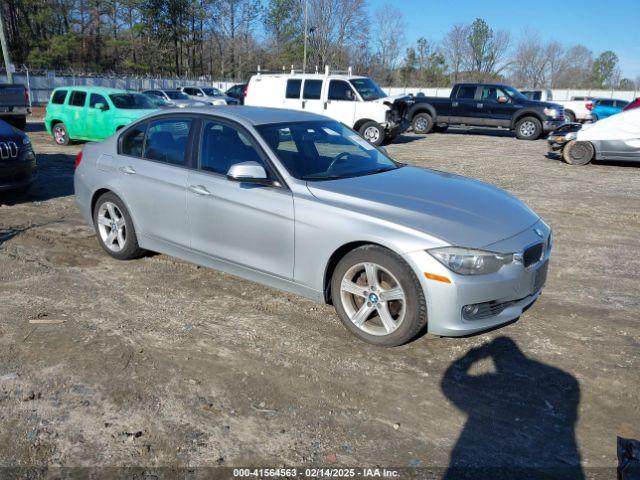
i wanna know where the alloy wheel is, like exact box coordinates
[97,202,127,252]
[53,126,66,144]
[519,121,536,137]
[339,262,406,336]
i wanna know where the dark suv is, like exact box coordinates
[408,83,565,140]
[0,119,36,193]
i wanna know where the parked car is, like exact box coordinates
[622,98,640,112]
[244,72,410,146]
[590,98,629,121]
[45,87,158,145]
[520,89,593,123]
[142,89,206,108]
[408,83,565,140]
[0,83,31,130]
[548,107,640,165]
[177,86,239,106]
[0,118,36,193]
[74,106,552,346]
[226,83,247,104]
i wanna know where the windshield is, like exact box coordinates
[503,86,528,102]
[202,87,223,97]
[256,120,400,181]
[110,93,157,110]
[165,90,189,100]
[349,78,387,101]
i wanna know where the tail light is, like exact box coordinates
[586,102,593,111]
[74,151,83,169]
[24,89,29,103]
[243,84,248,98]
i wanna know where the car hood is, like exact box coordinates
[0,119,25,141]
[306,166,540,249]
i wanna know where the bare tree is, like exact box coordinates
[371,3,405,83]
[442,24,468,83]
[510,30,549,87]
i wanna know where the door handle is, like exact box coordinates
[188,185,212,196]
[119,165,136,175]
[452,101,459,107]
[477,103,484,108]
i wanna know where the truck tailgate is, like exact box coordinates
[0,84,29,109]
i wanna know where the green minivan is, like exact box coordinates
[45,87,158,145]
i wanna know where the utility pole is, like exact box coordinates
[302,0,308,74]
[0,11,13,83]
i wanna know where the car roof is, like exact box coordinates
[251,73,368,81]
[145,106,330,125]
[52,86,129,95]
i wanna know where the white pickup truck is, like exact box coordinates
[521,89,593,123]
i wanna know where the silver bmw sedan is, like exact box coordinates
[74,107,551,346]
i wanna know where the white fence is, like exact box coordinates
[385,87,638,101]
[1,70,637,104]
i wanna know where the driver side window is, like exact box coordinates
[199,120,266,176]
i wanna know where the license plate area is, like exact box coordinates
[532,261,549,293]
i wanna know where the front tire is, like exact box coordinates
[564,110,576,123]
[515,116,542,140]
[331,245,427,347]
[358,121,385,146]
[562,140,594,166]
[412,113,434,134]
[93,192,146,260]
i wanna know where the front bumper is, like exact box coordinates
[547,134,570,151]
[543,119,565,132]
[0,159,37,192]
[402,222,552,337]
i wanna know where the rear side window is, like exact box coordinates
[599,99,614,107]
[51,90,67,105]
[89,93,109,109]
[303,80,323,100]
[144,118,192,166]
[121,123,147,157]
[456,86,476,99]
[286,79,301,99]
[69,91,87,107]
[616,100,628,108]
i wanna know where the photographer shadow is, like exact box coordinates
[441,336,584,480]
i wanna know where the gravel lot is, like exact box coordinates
[0,123,638,477]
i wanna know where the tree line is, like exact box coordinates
[1,0,636,89]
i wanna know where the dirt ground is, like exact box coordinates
[0,123,638,478]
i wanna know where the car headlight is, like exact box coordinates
[428,247,513,275]
[544,108,559,118]
[22,136,31,145]
[565,132,577,141]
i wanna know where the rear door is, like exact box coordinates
[66,90,88,138]
[480,85,513,127]
[450,85,479,124]
[301,79,324,114]
[115,116,194,247]
[323,80,357,126]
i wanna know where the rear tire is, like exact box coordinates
[564,110,576,123]
[412,112,434,134]
[52,122,71,146]
[358,121,385,146]
[562,140,594,166]
[93,192,146,260]
[515,116,542,140]
[331,245,427,347]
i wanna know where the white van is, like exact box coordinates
[244,71,410,145]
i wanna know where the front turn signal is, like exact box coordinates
[424,272,451,284]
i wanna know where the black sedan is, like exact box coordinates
[0,119,36,193]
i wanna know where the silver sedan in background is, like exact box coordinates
[74,107,551,346]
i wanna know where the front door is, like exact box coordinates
[85,93,112,139]
[323,80,357,126]
[114,116,193,247]
[480,85,514,127]
[187,118,294,278]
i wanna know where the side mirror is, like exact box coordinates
[497,96,508,104]
[226,161,271,185]
[95,102,107,110]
